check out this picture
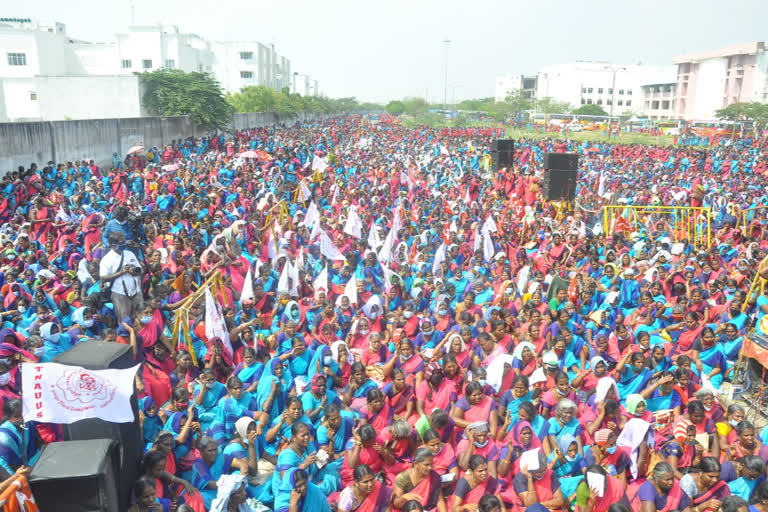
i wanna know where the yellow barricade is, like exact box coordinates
[602,204,712,248]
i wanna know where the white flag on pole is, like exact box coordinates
[278,262,291,294]
[483,228,495,262]
[344,274,358,305]
[392,207,402,237]
[344,207,363,239]
[482,215,497,234]
[205,286,233,355]
[309,218,322,242]
[288,259,300,296]
[367,221,382,250]
[22,362,140,424]
[304,201,320,228]
[240,266,254,303]
[378,226,395,263]
[433,243,446,273]
[299,181,312,202]
[320,231,347,261]
[473,228,482,253]
[313,265,328,293]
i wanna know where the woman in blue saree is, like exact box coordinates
[207,376,268,446]
[273,421,340,497]
[316,403,355,476]
[300,375,339,428]
[547,398,584,453]
[615,351,654,398]
[254,358,291,420]
[549,433,586,500]
[343,362,379,413]
[498,375,533,423]
[274,468,331,512]
[307,344,342,390]
[642,372,683,417]
[234,346,264,394]
[193,368,228,434]
[720,323,744,362]
[139,396,164,448]
[690,327,727,389]
[285,336,313,382]
[182,436,242,510]
[222,417,272,502]
[0,399,39,475]
[163,409,198,460]
[264,397,315,460]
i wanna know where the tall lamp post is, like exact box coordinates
[443,39,452,110]
[604,65,626,135]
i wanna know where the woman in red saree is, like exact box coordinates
[575,465,629,512]
[383,368,415,420]
[452,455,500,512]
[337,464,393,512]
[415,362,457,424]
[664,312,704,356]
[341,424,395,487]
[393,448,447,512]
[422,429,459,483]
[503,450,565,512]
[450,382,498,438]
[359,388,394,432]
[684,457,730,512]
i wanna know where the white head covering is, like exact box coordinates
[512,342,535,361]
[486,354,515,393]
[331,340,354,365]
[616,418,654,479]
[594,377,618,403]
[210,474,249,512]
[235,417,254,441]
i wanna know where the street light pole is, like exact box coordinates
[605,65,626,136]
[443,39,451,110]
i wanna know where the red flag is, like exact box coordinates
[614,215,632,233]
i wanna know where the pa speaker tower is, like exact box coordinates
[542,152,579,201]
[53,341,140,510]
[491,139,514,170]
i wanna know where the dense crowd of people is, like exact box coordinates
[0,114,768,512]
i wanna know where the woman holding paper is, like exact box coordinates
[507,450,565,511]
[574,464,629,512]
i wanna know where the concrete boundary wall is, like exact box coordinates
[0,111,334,172]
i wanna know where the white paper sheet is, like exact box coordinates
[519,447,541,472]
[586,471,605,497]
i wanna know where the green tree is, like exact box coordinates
[503,89,534,113]
[385,100,406,115]
[715,102,753,122]
[573,104,609,116]
[227,85,280,113]
[537,97,572,115]
[403,97,429,114]
[140,69,233,131]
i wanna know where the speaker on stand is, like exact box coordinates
[491,139,515,170]
[53,341,141,510]
[542,152,579,202]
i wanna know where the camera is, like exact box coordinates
[130,266,143,276]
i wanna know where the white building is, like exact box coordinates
[0,18,311,122]
[673,42,768,120]
[638,83,676,120]
[535,61,675,116]
[494,74,536,102]
[212,41,292,93]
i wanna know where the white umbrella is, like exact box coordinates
[126,145,144,155]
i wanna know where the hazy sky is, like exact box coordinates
[14,0,768,103]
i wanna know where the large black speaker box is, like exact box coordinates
[542,169,578,201]
[491,140,515,170]
[543,152,579,171]
[30,439,120,512]
[491,139,514,152]
[53,341,141,510]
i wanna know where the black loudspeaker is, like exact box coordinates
[543,152,579,171]
[542,169,578,201]
[491,139,514,152]
[491,140,515,170]
[30,439,120,512]
[53,341,141,510]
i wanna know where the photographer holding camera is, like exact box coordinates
[99,231,144,322]
[102,205,146,258]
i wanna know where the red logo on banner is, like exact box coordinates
[51,369,118,412]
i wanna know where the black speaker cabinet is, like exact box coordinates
[543,152,579,171]
[491,139,514,152]
[542,169,578,201]
[30,439,120,512]
[54,341,141,510]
